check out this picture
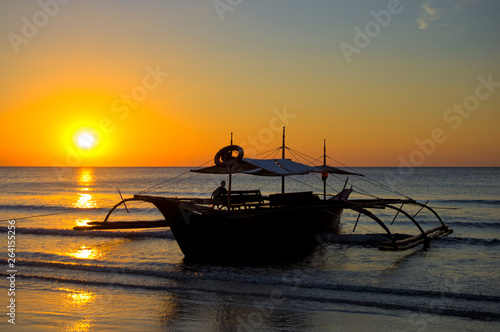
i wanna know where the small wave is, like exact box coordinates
[0,226,175,239]
[3,258,180,276]
[316,233,392,247]
[2,260,499,321]
[0,203,109,212]
[434,199,500,206]
[318,232,500,247]
[438,236,500,246]
[7,258,500,304]
[0,203,160,212]
[0,259,194,285]
[446,221,500,229]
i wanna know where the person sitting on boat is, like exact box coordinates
[211,181,228,209]
[211,181,228,199]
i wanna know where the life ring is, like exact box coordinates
[214,145,244,168]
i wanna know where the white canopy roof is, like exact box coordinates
[191,158,363,177]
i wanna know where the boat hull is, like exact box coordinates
[144,196,343,261]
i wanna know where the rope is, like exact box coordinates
[137,157,213,195]
[248,147,281,159]
[287,148,321,165]
[0,198,154,223]
[326,155,411,199]
[0,209,87,223]
[288,148,385,200]
[285,176,321,193]
[338,216,393,242]
[0,203,117,223]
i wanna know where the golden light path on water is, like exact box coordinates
[75,218,92,227]
[58,288,96,332]
[60,288,96,306]
[58,169,101,330]
[73,168,97,217]
[71,169,100,258]
[68,246,102,260]
[73,194,97,209]
[62,317,94,332]
[77,168,95,185]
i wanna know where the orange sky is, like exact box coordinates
[1,1,499,167]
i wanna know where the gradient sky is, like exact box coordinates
[1,0,499,167]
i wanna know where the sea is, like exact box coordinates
[0,166,499,331]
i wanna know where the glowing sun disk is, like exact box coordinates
[74,128,100,151]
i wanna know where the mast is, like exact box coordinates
[228,132,233,209]
[323,139,327,199]
[281,127,285,193]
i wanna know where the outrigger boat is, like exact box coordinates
[74,130,453,261]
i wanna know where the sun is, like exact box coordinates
[74,128,100,151]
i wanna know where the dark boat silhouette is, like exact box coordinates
[75,129,452,261]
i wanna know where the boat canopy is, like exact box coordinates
[191,158,363,177]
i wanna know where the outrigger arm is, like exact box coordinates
[343,199,452,251]
[104,197,141,222]
[73,196,172,230]
[348,206,399,249]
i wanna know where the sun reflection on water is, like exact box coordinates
[60,288,96,306]
[77,168,94,186]
[62,317,94,332]
[73,168,98,208]
[59,288,96,332]
[73,193,97,209]
[69,246,102,260]
[75,218,91,227]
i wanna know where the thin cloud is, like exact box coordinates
[416,0,481,32]
[418,2,440,30]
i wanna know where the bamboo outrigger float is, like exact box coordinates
[74,130,453,260]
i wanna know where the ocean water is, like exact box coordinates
[0,166,499,331]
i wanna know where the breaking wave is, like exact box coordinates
[0,226,175,239]
[433,199,500,206]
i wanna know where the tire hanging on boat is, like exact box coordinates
[214,145,244,168]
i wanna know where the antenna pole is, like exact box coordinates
[281,127,285,193]
[228,132,233,209]
[323,139,327,199]
[323,139,326,166]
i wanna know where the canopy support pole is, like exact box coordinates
[228,132,233,209]
[281,126,286,193]
[391,203,404,225]
[117,188,129,213]
[383,204,429,249]
[412,200,428,219]
[323,139,327,200]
